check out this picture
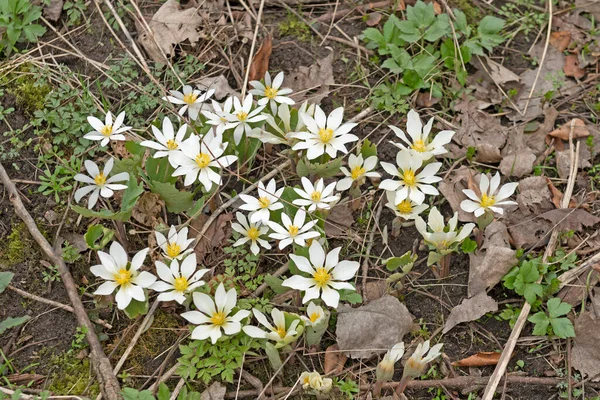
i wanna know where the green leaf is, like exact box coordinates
[0,271,14,294]
[126,141,147,157]
[453,9,468,34]
[424,14,451,42]
[412,53,437,78]
[264,275,288,294]
[339,289,362,304]
[478,16,505,35]
[384,251,417,272]
[461,238,478,253]
[123,298,149,319]
[149,181,194,213]
[550,317,575,338]
[145,157,177,184]
[359,138,378,158]
[71,205,133,222]
[157,383,171,400]
[528,312,550,336]
[427,251,443,266]
[0,315,30,335]
[395,20,421,43]
[403,70,423,89]
[547,297,571,318]
[407,0,436,28]
[121,175,145,210]
[84,225,114,250]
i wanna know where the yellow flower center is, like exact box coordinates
[402,169,416,187]
[411,139,427,153]
[183,92,198,104]
[318,128,334,143]
[173,276,189,292]
[237,111,248,121]
[195,153,211,168]
[309,312,321,323]
[114,269,132,286]
[288,225,299,237]
[310,191,322,202]
[264,86,278,99]
[303,376,311,385]
[210,311,226,326]
[351,166,366,180]
[258,196,271,209]
[94,173,107,186]
[480,193,496,208]
[166,243,181,258]
[313,267,331,288]
[396,200,413,214]
[247,227,260,240]
[100,125,113,136]
[274,326,287,338]
[166,139,178,150]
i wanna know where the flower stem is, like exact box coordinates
[395,376,411,396]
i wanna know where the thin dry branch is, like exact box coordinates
[0,162,121,399]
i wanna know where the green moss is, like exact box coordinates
[278,12,312,41]
[1,223,30,265]
[47,352,99,396]
[0,64,51,113]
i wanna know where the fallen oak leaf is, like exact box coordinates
[452,352,502,367]
[248,36,272,83]
[564,54,586,79]
[443,291,498,333]
[572,312,600,380]
[324,344,348,374]
[549,31,572,52]
[286,51,334,104]
[546,118,590,151]
[539,208,600,232]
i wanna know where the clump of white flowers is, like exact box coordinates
[299,371,333,395]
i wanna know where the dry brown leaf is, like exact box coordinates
[572,312,600,380]
[43,0,64,22]
[547,119,590,151]
[366,12,383,26]
[438,166,478,222]
[191,213,233,263]
[324,344,348,375]
[197,75,241,100]
[137,0,203,63]
[132,192,163,227]
[452,352,501,367]
[200,381,226,400]
[499,150,536,178]
[286,52,335,104]
[324,202,362,244]
[248,36,272,83]
[515,176,555,216]
[364,280,387,302]
[564,54,586,79]
[538,208,600,232]
[546,177,576,209]
[549,31,572,52]
[468,245,517,297]
[453,95,508,155]
[432,1,442,14]
[480,57,520,85]
[443,292,498,333]
[558,270,599,308]
[336,295,413,359]
[416,91,441,108]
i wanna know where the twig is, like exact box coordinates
[315,0,392,23]
[253,263,289,297]
[240,0,267,96]
[168,378,186,400]
[0,162,121,399]
[521,0,553,116]
[481,119,580,400]
[361,195,384,296]
[6,285,112,329]
[0,386,88,399]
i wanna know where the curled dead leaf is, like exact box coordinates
[564,54,586,79]
[191,213,233,264]
[132,192,164,227]
[248,36,272,83]
[546,177,575,209]
[452,352,501,367]
[443,292,498,333]
[416,92,441,108]
[366,12,383,26]
[546,118,590,151]
[324,344,348,375]
[286,52,334,104]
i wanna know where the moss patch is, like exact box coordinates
[46,352,100,396]
[278,12,312,41]
[0,64,51,114]
[0,223,32,266]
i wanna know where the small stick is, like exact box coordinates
[361,195,384,296]
[0,162,121,399]
[7,285,112,329]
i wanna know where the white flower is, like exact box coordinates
[282,240,359,308]
[293,177,339,212]
[267,208,320,249]
[337,154,380,191]
[171,130,237,191]
[202,98,234,135]
[389,109,454,161]
[249,71,295,114]
[239,179,284,224]
[415,207,475,251]
[302,301,325,327]
[404,340,443,377]
[380,150,442,204]
[140,117,187,168]
[460,172,518,217]
[247,127,288,145]
[299,371,333,393]
[384,190,428,220]
[180,283,251,344]
[266,101,315,139]
[224,95,268,145]
[231,212,271,255]
[74,158,129,209]
[164,85,214,120]
[291,106,358,160]
[150,254,208,304]
[90,242,156,310]
[242,308,301,343]
[377,342,405,382]
[154,225,194,260]
[84,111,131,146]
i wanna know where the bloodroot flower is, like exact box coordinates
[460,172,518,217]
[164,85,214,120]
[74,158,129,209]
[84,111,131,147]
[151,254,208,304]
[91,242,156,310]
[282,241,359,308]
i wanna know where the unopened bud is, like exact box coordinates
[376,359,395,382]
